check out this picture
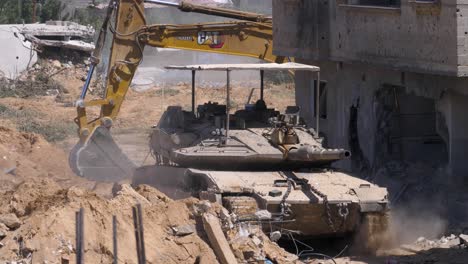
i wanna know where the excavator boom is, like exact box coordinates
[71,0,287,181]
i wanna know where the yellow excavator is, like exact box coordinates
[70,0,289,180]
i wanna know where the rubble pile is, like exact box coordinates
[0,126,297,264]
[411,234,467,250]
[0,59,87,100]
[0,180,219,263]
[0,180,296,263]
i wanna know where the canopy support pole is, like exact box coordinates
[225,70,231,145]
[191,70,196,114]
[260,70,264,100]
[316,71,320,136]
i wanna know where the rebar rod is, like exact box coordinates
[75,208,84,264]
[113,215,118,264]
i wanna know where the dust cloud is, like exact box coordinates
[388,206,447,245]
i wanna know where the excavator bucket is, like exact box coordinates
[69,126,136,182]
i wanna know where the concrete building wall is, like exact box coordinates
[330,0,458,76]
[273,0,468,76]
[272,0,468,178]
[295,59,455,172]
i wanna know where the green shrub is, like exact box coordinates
[18,120,75,142]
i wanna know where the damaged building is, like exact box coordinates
[0,21,94,78]
[272,0,468,180]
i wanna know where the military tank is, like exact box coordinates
[144,63,389,250]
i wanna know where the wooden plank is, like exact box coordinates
[202,213,237,264]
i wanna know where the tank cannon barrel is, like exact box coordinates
[144,0,272,23]
[287,146,351,162]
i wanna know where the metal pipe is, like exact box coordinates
[260,70,264,100]
[225,70,231,144]
[192,70,196,113]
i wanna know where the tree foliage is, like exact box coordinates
[0,0,67,24]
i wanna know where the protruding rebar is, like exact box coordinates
[112,215,118,264]
[132,204,146,264]
[136,204,146,263]
[75,208,84,264]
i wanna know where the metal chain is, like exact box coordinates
[308,184,336,233]
[280,180,293,217]
[280,172,339,233]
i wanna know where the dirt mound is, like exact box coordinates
[0,180,297,264]
[0,126,91,190]
[0,181,218,263]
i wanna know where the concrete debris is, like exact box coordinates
[196,200,212,214]
[460,234,468,247]
[219,208,234,229]
[416,236,426,243]
[20,21,94,38]
[0,223,7,239]
[51,60,62,69]
[3,167,16,175]
[0,214,21,230]
[25,35,95,53]
[412,234,467,250]
[171,224,196,236]
[251,235,262,246]
[61,255,70,264]
[18,21,94,52]
[202,213,237,264]
[254,210,272,220]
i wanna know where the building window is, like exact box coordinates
[347,0,401,7]
[314,81,327,119]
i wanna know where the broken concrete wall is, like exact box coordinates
[294,58,468,178]
[0,26,37,79]
[436,89,468,178]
